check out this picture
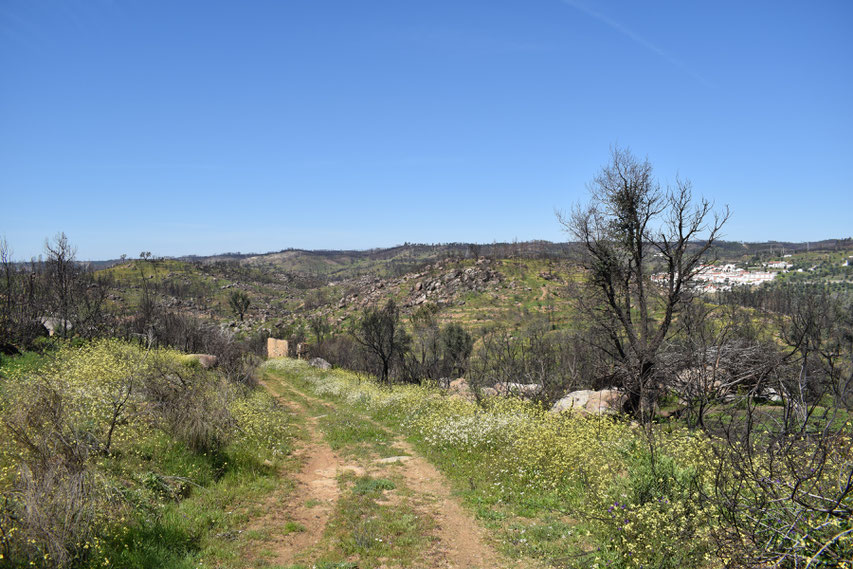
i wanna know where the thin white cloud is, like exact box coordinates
[561,0,713,87]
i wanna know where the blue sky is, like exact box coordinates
[1,0,851,260]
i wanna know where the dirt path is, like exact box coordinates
[247,382,364,567]
[390,437,505,568]
[250,376,512,569]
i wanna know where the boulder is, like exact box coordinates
[448,377,475,401]
[551,389,626,415]
[40,317,72,337]
[552,389,593,412]
[493,382,543,398]
[308,357,332,370]
[376,456,411,464]
[761,387,783,403]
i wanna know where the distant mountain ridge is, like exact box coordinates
[79,238,852,269]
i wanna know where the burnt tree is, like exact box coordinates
[560,146,729,420]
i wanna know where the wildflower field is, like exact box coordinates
[265,358,853,569]
[0,340,295,569]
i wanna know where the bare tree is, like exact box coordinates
[44,232,78,339]
[351,299,410,384]
[560,146,729,420]
[72,269,115,339]
[708,362,853,567]
[777,286,853,421]
[0,237,13,341]
[406,303,442,381]
[439,322,473,378]
[670,299,782,430]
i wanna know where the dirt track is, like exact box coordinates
[249,376,511,568]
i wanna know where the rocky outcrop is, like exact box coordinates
[330,259,504,316]
[404,262,501,308]
[551,389,626,415]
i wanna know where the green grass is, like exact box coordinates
[314,473,431,569]
[317,411,392,457]
[350,476,395,496]
[283,521,307,534]
[0,342,298,569]
[96,415,296,569]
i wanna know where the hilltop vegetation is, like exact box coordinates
[97,238,853,337]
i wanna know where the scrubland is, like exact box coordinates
[265,358,852,569]
[0,340,293,569]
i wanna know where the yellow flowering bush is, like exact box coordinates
[710,427,853,568]
[0,341,295,568]
[230,388,293,460]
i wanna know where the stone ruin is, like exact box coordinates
[267,337,289,359]
[266,337,309,359]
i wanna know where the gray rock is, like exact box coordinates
[376,456,411,464]
[448,377,475,401]
[762,387,783,403]
[308,357,332,370]
[493,382,543,398]
[40,317,72,336]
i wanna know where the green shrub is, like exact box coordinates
[0,340,293,568]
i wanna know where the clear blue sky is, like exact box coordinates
[2,0,851,260]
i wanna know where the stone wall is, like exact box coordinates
[267,337,289,359]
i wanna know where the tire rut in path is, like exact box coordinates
[248,381,364,567]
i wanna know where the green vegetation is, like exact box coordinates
[265,358,853,569]
[323,473,428,567]
[317,410,394,458]
[2,231,851,568]
[0,340,295,568]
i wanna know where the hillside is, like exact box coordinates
[97,253,579,339]
[94,239,853,340]
[2,236,851,568]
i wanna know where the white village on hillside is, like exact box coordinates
[654,260,794,293]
